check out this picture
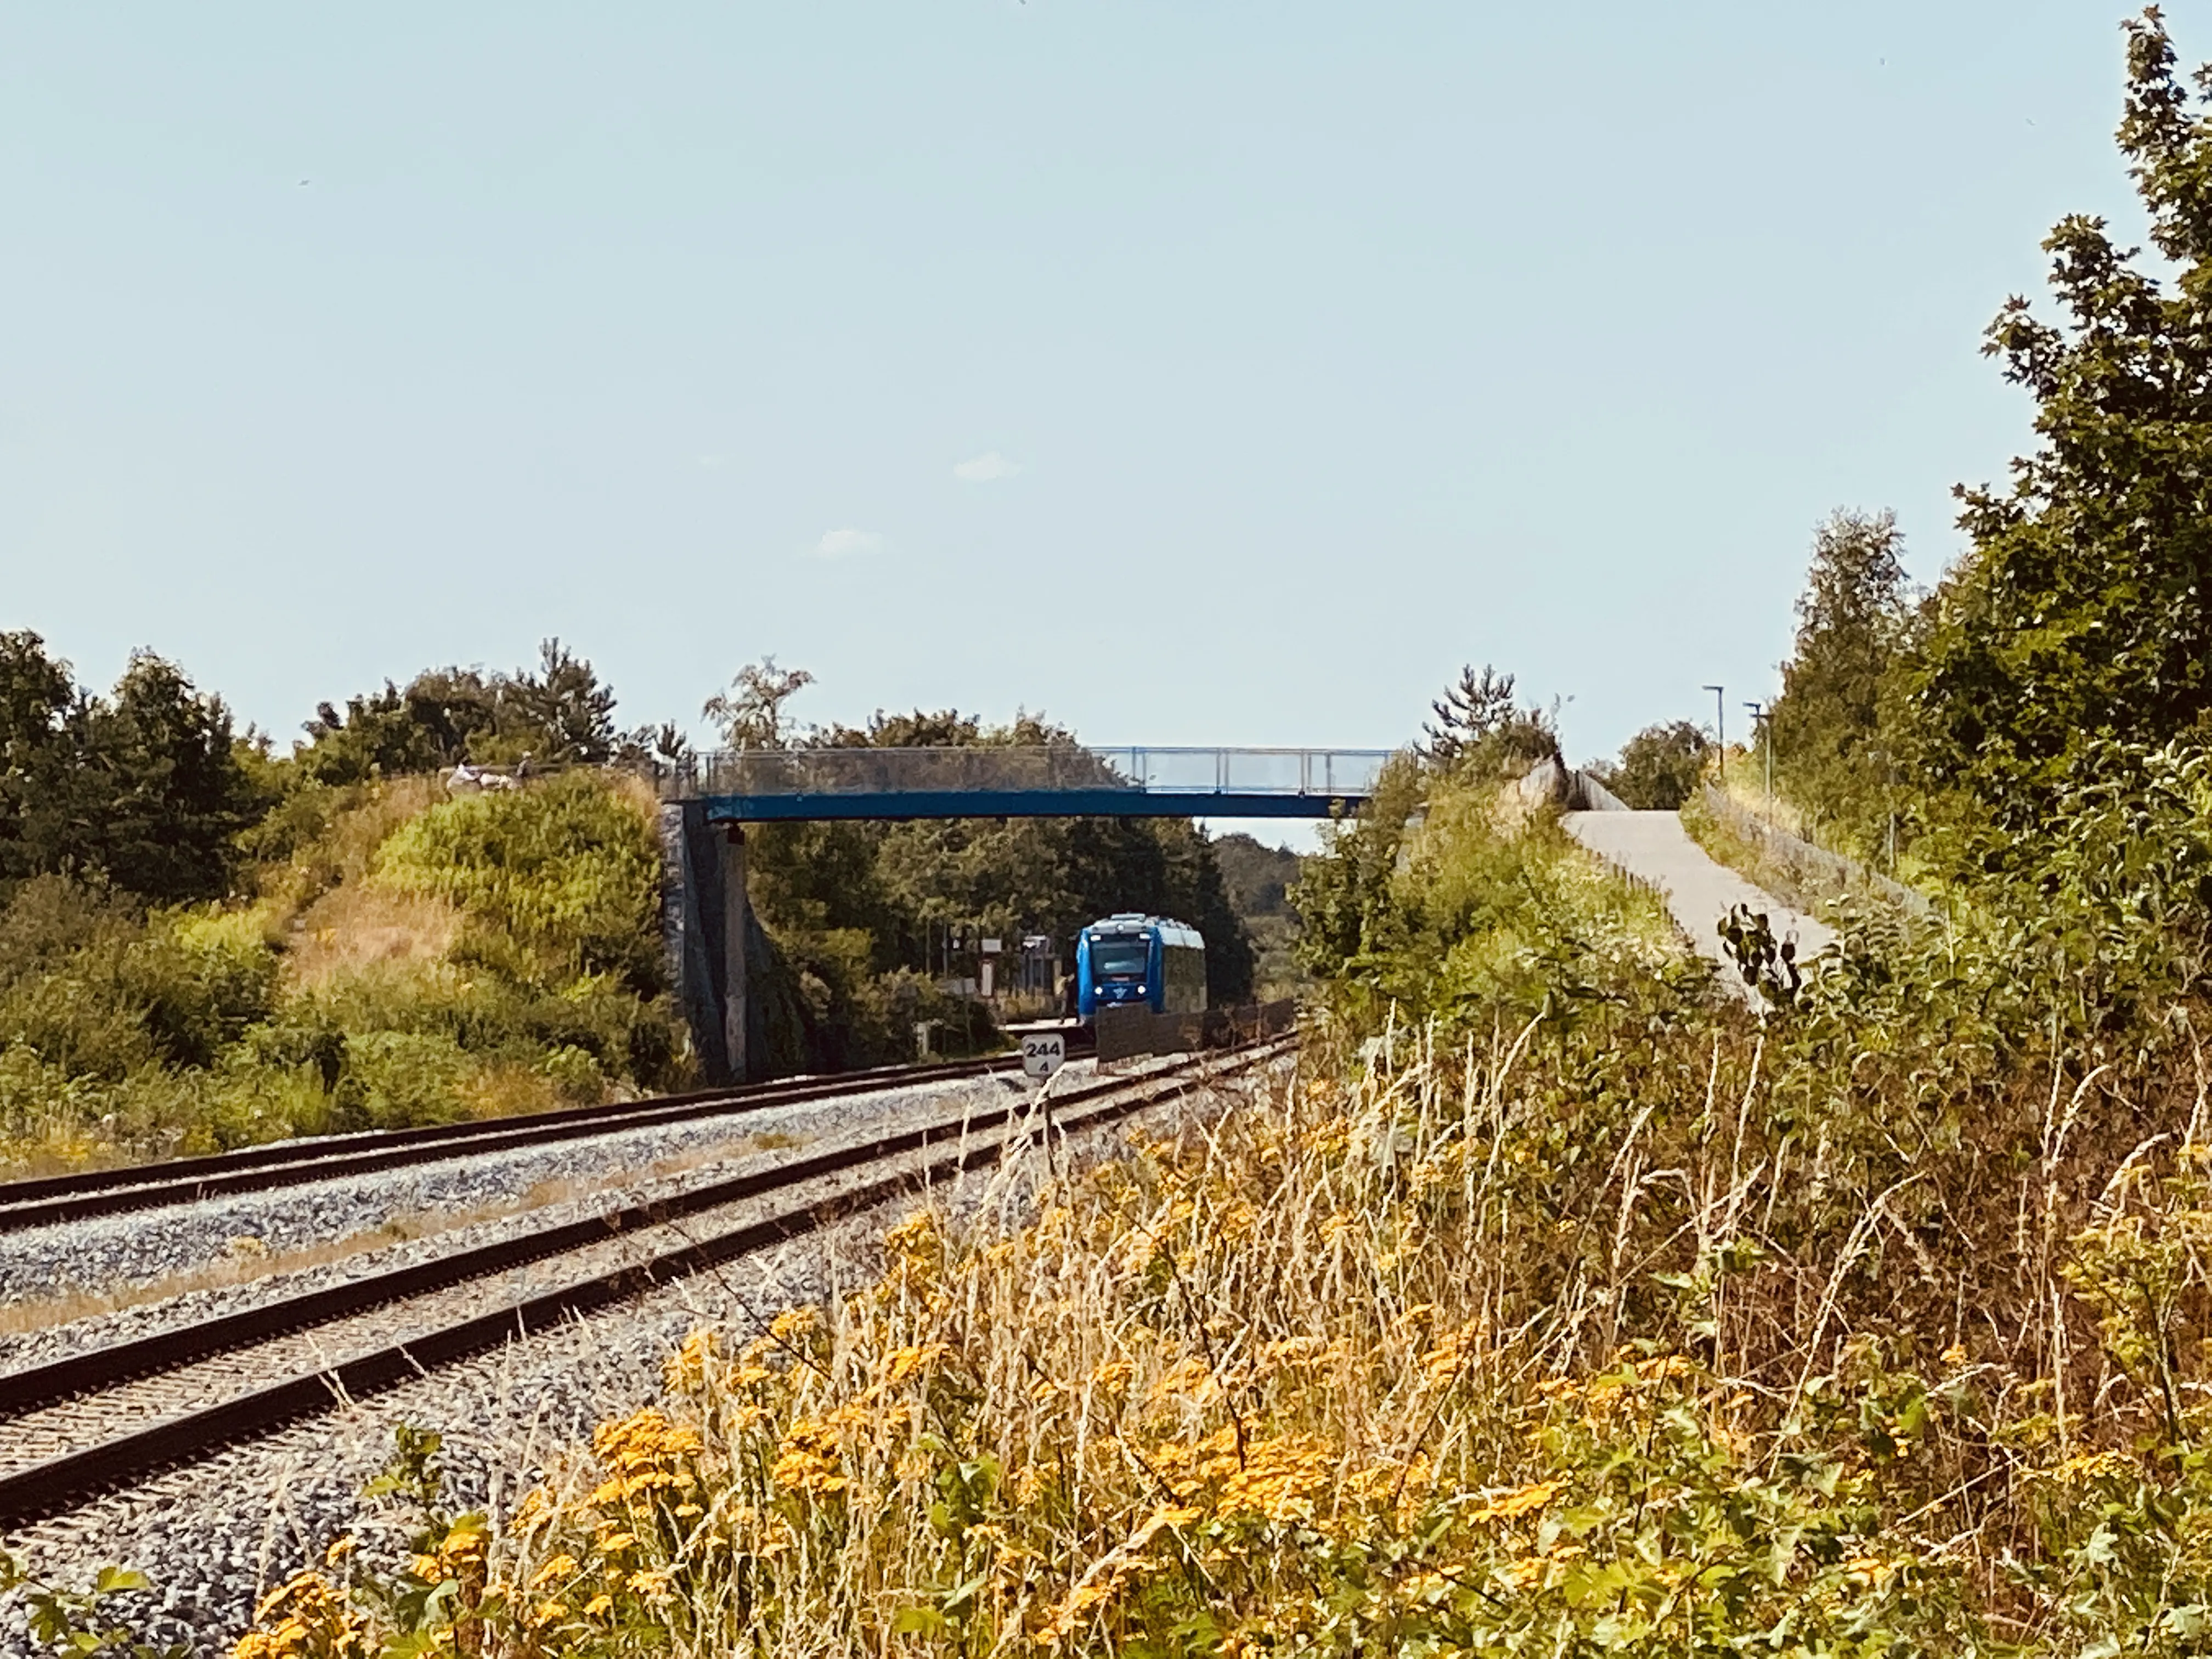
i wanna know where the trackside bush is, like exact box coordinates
[0,773,691,1176]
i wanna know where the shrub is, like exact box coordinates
[334,1030,475,1129]
[372,774,664,995]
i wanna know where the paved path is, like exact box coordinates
[1562,810,1836,992]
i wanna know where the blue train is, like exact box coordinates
[1076,913,1207,1018]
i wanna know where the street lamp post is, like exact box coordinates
[1744,701,1771,809]
[1702,685,1725,782]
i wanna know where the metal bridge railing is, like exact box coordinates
[657,746,1390,801]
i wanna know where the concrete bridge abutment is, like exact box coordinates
[659,803,757,1085]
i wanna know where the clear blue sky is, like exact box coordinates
[0,2,2174,804]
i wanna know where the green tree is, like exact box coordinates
[1766,509,1913,847]
[77,652,256,903]
[0,639,252,904]
[496,638,620,764]
[297,683,447,786]
[703,657,815,750]
[1420,664,1558,778]
[400,668,500,764]
[1598,720,1711,811]
[1916,10,2212,836]
[291,646,623,780]
[0,631,78,888]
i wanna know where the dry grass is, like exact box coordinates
[243,1015,2183,1654]
[283,884,465,990]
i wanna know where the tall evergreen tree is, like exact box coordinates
[1419,664,1558,777]
[500,638,619,764]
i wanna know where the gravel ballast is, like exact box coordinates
[0,1069,1034,1367]
[0,1060,1278,1657]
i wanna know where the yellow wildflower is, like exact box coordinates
[1473,1480,1559,1522]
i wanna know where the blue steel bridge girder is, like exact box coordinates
[699,788,1368,824]
[662,745,1390,825]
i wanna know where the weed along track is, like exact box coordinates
[0,1055,1019,1234]
[0,1040,1287,1537]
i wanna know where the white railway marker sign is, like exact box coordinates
[1020,1032,1066,1080]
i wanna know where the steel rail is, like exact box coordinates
[0,1041,1287,1534]
[0,1057,1016,1234]
[0,1054,1012,1205]
[1,1055,1161,1417]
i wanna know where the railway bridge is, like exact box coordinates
[657,746,1387,1081]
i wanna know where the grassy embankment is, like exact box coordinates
[1677,769,1942,935]
[0,772,690,1181]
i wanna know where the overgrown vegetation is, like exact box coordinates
[0,771,689,1177]
[1589,719,1708,811]
[187,15,2212,1654]
[230,736,2212,1653]
[0,630,1262,1169]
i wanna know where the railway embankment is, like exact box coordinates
[0,1065,1021,1362]
[0,1047,1281,1654]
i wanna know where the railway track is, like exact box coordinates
[0,1054,1019,1233]
[0,1039,1286,1534]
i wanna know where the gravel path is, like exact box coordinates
[0,1059,1277,1657]
[1563,809,1836,996]
[0,1068,1033,1371]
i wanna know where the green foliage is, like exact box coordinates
[0,634,253,905]
[0,1550,188,1659]
[0,629,77,888]
[496,639,620,765]
[1295,761,1686,1030]
[296,684,446,787]
[1760,509,1916,856]
[1290,751,1427,983]
[0,772,689,1172]
[1716,902,1804,1010]
[291,639,627,786]
[0,882,277,1087]
[1595,719,1710,811]
[373,771,665,995]
[701,655,815,750]
[1915,12,2212,837]
[1419,663,1559,778]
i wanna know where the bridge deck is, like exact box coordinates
[658,746,1388,823]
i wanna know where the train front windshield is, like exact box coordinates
[1091,938,1149,978]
